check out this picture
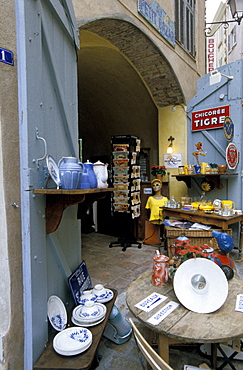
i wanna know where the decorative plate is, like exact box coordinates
[226,142,238,170]
[46,155,60,186]
[47,295,67,331]
[96,289,114,303]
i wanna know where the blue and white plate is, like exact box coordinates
[47,295,67,331]
[46,155,61,187]
[96,289,114,303]
[73,303,106,323]
[71,315,106,327]
[53,327,92,356]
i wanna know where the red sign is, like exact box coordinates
[207,38,215,73]
[191,106,230,132]
[226,143,238,169]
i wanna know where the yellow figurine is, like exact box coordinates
[145,179,168,224]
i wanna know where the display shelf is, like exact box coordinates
[172,173,238,189]
[34,188,114,233]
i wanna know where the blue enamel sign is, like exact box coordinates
[0,47,14,66]
[138,0,175,46]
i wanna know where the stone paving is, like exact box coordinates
[81,232,243,370]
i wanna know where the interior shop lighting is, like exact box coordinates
[167,136,175,154]
[209,69,234,85]
[206,0,243,36]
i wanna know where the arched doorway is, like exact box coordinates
[78,18,185,162]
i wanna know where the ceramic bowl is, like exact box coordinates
[217,165,227,173]
[92,284,108,300]
[79,290,97,305]
[79,301,99,318]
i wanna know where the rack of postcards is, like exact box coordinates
[111,135,141,219]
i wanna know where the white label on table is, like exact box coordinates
[147,301,179,325]
[235,294,243,312]
[134,292,167,312]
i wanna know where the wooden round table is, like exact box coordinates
[126,270,243,368]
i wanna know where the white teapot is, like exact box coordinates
[93,160,108,188]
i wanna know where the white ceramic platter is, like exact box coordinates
[47,295,67,331]
[53,327,92,356]
[96,289,114,303]
[73,303,106,323]
[46,155,61,187]
[71,315,105,327]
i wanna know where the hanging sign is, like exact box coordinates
[226,142,238,170]
[191,105,230,132]
[138,0,175,46]
[223,116,234,142]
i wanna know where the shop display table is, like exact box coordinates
[163,207,243,257]
[34,288,117,370]
[126,271,243,369]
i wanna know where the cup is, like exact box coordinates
[79,290,97,305]
[80,301,99,318]
[222,204,233,216]
[92,284,108,300]
[194,164,201,174]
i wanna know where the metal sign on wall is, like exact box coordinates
[0,47,14,66]
[191,105,230,132]
[138,0,175,46]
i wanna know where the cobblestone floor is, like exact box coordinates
[81,232,243,370]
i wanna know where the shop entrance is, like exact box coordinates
[77,19,184,235]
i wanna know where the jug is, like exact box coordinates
[221,200,235,210]
[78,167,90,189]
[152,251,169,286]
[83,160,97,188]
[58,157,83,189]
[93,160,108,188]
[200,162,208,174]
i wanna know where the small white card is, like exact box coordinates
[147,301,179,325]
[134,292,167,312]
[235,294,243,312]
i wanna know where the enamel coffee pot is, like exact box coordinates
[93,160,108,188]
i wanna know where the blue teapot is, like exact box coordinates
[58,157,83,189]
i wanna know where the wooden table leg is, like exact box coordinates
[158,334,170,363]
[211,343,218,369]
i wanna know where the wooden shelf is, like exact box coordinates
[34,188,114,233]
[172,173,238,189]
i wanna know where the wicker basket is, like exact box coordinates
[165,226,232,257]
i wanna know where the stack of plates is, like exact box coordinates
[53,327,92,356]
[72,302,107,327]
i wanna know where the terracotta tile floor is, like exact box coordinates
[81,232,243,370]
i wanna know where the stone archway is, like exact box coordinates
[80,18,185,108]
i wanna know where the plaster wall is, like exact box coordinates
[0,0,23,369]
[158,105,188,200]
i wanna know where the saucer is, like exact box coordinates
[96,289,114,303]
[71,315,105,327]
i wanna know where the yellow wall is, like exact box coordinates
[159,105,188,201]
